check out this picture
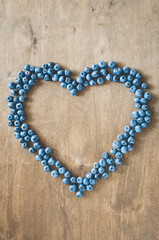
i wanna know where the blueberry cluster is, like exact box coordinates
[7,61,152,198]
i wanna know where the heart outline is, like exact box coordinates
[7,61,152,198]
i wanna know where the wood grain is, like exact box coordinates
[0,0,159,239]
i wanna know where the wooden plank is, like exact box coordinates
[0,0,159,239]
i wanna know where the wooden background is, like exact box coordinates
[0,0,159,239]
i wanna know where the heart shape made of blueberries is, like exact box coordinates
[7,60,152,198]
